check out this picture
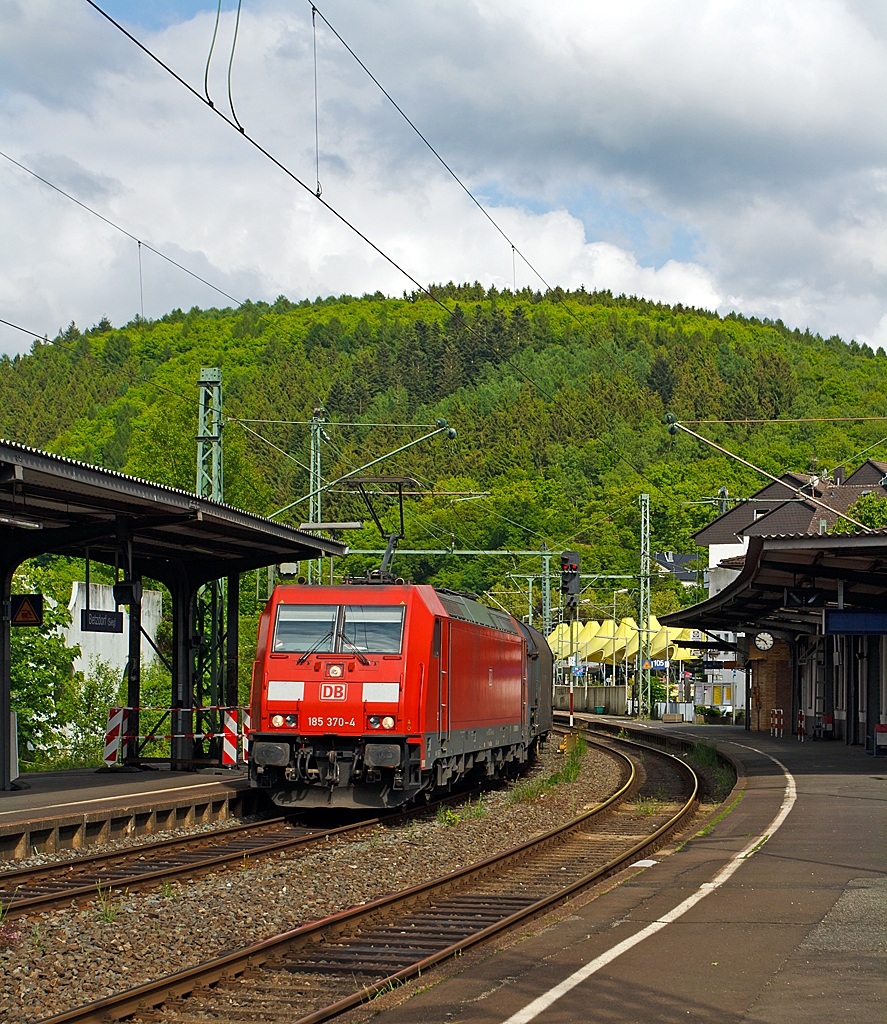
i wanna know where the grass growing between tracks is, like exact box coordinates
[0,889,20,948]
[686,742,736,802]
[437,796,488,827]
[508,735,587,805]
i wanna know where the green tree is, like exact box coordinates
[833,493,887,532]
[10,566,78,759]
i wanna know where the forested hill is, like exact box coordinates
[3,284,885,613]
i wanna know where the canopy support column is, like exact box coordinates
[171,573,196,768]
[226,575,239,709]
[0,562,12,790]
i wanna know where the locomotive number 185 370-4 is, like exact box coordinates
[307,716,356,728]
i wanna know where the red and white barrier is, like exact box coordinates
[103,706,129,766]
[797,709,805,742]
[769,708,784,739]
[103,705,250,764]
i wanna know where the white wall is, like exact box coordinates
[708,539,748,569]
[704,564,746,708]
[63,582,163,676]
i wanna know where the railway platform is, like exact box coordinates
[360,722,885,1024]
[0,765,266,860]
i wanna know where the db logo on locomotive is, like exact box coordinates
[320,683,347,701]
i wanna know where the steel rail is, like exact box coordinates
[39,735,697,1024]
[0,784,493,920]
[0,816,344,919]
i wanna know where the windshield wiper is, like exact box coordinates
[338,629,370,665]
[296,628,334,665]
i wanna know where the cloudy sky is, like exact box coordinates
[1,0,885,354]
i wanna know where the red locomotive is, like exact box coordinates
[249,583,553,808]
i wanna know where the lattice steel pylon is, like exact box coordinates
[195,368,225,758]
[638,493,652,718]
[541,543,552,637]
[308,406,327,583]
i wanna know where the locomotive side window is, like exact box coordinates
[341,606,405,653]
[274,605,337,652]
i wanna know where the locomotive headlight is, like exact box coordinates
[368,716,381,729]
[381,716,396,730]
[285,714,298,727]
[271,714,285,727]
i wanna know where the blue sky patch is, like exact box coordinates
[97,2,228,32]
[475,181,703,269]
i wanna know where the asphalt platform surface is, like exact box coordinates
[365,724,885,1024]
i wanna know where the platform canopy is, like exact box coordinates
[0,439,345,585]
[0,439,347,789]
[661,532,887,637]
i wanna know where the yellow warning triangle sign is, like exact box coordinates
[12,597,40,625]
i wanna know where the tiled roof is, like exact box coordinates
[693,473,816,545]
[844,459,887,486]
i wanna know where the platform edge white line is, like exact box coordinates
[500,746,797,1024]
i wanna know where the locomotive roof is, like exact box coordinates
[271,582,520,634]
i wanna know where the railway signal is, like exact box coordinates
[560,551,580,608]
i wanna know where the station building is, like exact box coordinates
[667,460,887,741]
[663,526,887,749]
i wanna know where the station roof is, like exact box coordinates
[661,531,887,637]
[0,439,346,587]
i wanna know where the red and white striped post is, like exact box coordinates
[770,708,784,738]
[221,708,238,765]
[241,709,251,764]
[102,706,129,766]
[797,709,805,742]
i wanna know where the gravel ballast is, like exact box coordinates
[0,740,624,1023]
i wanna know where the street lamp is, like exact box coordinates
[612,588,629,687]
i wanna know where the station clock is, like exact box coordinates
[754,631,775,651]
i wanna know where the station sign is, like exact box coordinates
[824,609,887,635]
[10,594,42,627]
[81,608,124,633]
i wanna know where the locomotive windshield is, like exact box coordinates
[274,605,337,652]
[272,604,404,654]
[341,605,404,653]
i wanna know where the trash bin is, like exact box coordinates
[594,706,606,715]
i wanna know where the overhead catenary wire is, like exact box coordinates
[832,434,887,473]
[306,2,589,333]
[83,0,665,506]
[683,416,887,424]
[83,0,454,313]
[231,418,440,428]
[0,316,48,341]
[668,419,873,533]
[0,148,244,308]
[227,0,245,131]
[137,240,144,318]
[312,5,322,197]
[203,0,223,105]
[230,418,314,475]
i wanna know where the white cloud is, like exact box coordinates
[0,0,884,353]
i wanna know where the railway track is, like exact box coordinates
[0,781,522,920]
[40,730,699,1024]
[0,816,342,920]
